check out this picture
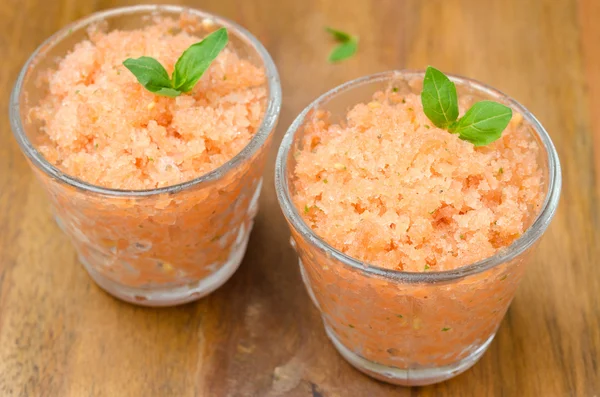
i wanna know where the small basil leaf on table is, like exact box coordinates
[325,27,352,42]
[329,40,358,62]
[325,27,358,63]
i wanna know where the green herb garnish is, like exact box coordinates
[123,28,228,98]
[326,27,358,63]
[396,314,403,318]
[421,66,512,146]
[421,67,459,129]
[424,264,430,270]
[442,327,451,332]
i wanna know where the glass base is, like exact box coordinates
[324,324,495,386]
[80,221,253,307]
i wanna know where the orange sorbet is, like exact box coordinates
[292,90,543,272]
[31,19,266,189]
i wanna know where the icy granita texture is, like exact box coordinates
[292,91,543,272]
[31,18,266,189]
[21,14,275,305]
[286,84,547,377]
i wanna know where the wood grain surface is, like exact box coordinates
[1,0,598,395]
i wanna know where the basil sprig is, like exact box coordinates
[421,66,513,146]
[326,27,358,63]
[123,28,228,98]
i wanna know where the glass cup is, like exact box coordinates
[275,71,561,385]
[9,5,281,306]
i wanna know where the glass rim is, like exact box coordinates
[275,70,562,283]
[9,4,282,197]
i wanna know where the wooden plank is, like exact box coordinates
[0,0,597,395]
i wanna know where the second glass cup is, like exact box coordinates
[275,71,561,385]
[10,5,281,306]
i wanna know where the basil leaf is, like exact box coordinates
[326,27,352,42]
[154,87,182,98]
[421,66,459,129]
[172,28,229,93]
[329,40,358,62]
[449,101,513,146]
[123,57,175,95]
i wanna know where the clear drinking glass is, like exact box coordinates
[275,71,561,385]
[9,5,281,306]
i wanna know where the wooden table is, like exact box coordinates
[1,0,598,395]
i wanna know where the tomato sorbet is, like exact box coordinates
[287,84,545,384]
[24,15,274,305]
[32,19,266,189]
[292,90,543,272]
